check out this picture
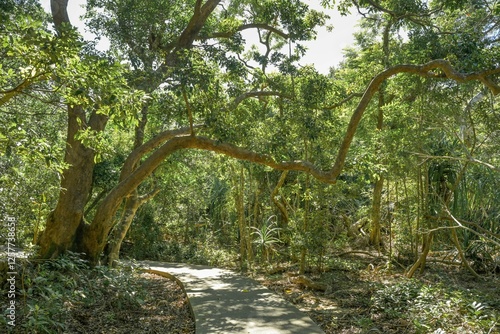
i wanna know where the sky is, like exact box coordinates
[39,0,360,73]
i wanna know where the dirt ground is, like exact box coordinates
[29,253,497,334]
[251,254,500,334]
[65,272,194,334]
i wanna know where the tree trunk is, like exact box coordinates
[105,105,153,266]
[369,21,391,250]
[450,226,480,278]
[299,142,310,275]
[37,106,107,259]
[407,231,433,278]
[236,166,247,270]
[104,182,159,266]
[37,1,91,259]
[106,193,140,266]
[271,170,289,227]
[246,174,255,268]
[369,175,384,248]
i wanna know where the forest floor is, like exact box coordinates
[60,254,500,334]
[64,272,195,334]
[251,253,500,334]
[3,251,498,333]
[1,253,195,334]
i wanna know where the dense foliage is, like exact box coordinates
[1,0,499,332]
[0,252,193,333]
[1,0,499,272]
[0,0,500,333]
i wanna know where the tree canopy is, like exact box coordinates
[1,0,499,284]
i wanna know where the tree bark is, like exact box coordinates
[299,141,310,275]
[105,187,159,266]
[165,0,221,66]
[450,226,481,278]
[271,171,289,226]
[50,0,70,31]
[370,176,384,247]
[407,231,433,278]
[37,0,95,259]
[37,106,107,258]
[235,166,247,270]
[370,90,385,248]
[105,105,151,266]
[369,20,390,249]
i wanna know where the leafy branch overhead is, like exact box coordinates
[2,2,500,332]
[1,0,499,276]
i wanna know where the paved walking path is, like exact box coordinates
[139,261,325,334]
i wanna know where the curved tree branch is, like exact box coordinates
[83,59,500,263]
[0,78,34,106]
[119,126,202,181]
[199,23,290,40]
[230,90,292,109]
[331,60,500,180]
[82,134,338,262]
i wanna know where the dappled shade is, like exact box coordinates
[141,261,324,333]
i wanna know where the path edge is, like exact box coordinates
[140,268,196,331]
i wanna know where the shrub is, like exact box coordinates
[0,251,149,333]
[371,279,499,333]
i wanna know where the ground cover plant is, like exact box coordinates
[0,252,194,333]
[254,254,500,334]
[2,0,500,333]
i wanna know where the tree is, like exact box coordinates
[3,0,499,265]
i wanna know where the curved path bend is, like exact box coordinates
[139,261,325,334]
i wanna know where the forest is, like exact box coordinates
[1,0,500,333]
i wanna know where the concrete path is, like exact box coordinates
[139,261,325,334]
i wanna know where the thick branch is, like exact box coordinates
[84,134,340,260]
[332,60,500,179]
[119,126,200,181]
[120,60,500,207]
[166,0,221,65]
[189,137,337,182]
[231,91,292,109]
[84,188,108,216]
[194,0,203,15]
[122,60,500,210]
[200,23,289,40]
[0,68,50,106]
[50,0,70,30]
[0,79,32,106]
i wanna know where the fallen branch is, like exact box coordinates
[290,276,327,291]
[336,250,384,258]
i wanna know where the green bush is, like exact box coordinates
[371,279,499,333]
[0,251,148,333]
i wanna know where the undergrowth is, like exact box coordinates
[370,278,500,333]
[1,251,149,333]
